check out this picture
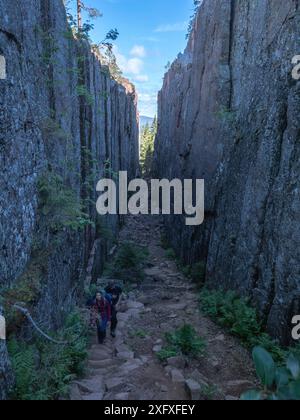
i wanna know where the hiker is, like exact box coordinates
[105,281,123,338]
[90,291,111,344]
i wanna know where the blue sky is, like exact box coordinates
[67,0,195,117]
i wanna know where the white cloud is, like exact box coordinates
[113,46,149,83]
[113,46,156,115]
[154,22,187,33]
[130,45,146,58]
[138,91,158,117]
[135,75,149,82]
[126,58,144,75]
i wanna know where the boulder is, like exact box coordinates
[185,379,202,401]
[171,369,185,384]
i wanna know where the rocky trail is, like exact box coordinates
[70,215,257,401]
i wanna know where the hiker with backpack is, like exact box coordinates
[90,290,112,344]
[105,281,123,338]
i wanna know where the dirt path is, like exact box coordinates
[70,215,257,401]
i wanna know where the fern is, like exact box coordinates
[199,289,287,363]
[8,339,38,400]
[8,310,88,400]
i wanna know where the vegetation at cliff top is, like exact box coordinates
[186,0,202,40]
[65,0,122,81]
[8,310,89,400]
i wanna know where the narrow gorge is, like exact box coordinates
[0,0,299,401]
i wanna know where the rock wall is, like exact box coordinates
[0,0,139,398]
[154,0,300,344]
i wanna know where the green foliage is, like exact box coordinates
[35,26,59,66]
[290,342,300,360]
[103,159,119,181]
[104,241,149,283]
[165,248,176,260]
[201,384,219,401]
[157,325,206,361]
[157,348,178,362]
[76,84,94,106]
[129,329,148,339]
[84,283,98,301]
[216,106,237,124]
[241,347,300,400]
[199,289,285,362]
[180,261,206,287]
[186,0,201,39]
[95,216,114,241]
[38,171,93,232]
[160,233,169,250]
[8,311,88,400]
[140,118,157,177]
[40,118,71,141]
[135,330,148,339]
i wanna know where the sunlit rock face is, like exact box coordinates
[154,0,300,344]
[0,0,139,398]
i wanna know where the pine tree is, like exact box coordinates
[140,117,157,178]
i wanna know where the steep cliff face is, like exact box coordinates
[0,0,139,398]
[154,0,300,344]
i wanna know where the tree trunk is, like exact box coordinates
[77,0,82,30]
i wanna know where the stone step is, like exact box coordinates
[88,349,114,359]
[69,384,83,401]
[88,359,119,369]
[75,377,104,394]
[105,376,125,391]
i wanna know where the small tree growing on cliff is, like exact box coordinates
[76,1,102,30]
[64,0,102,38]
[186,0,202,39]
[64,0,120,78]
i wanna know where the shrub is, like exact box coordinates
[160,234,169,250]
[176,260,206,287]
[199,289,285,362]
[157,325,206,361]
[95,216,113,241]
[8,310,88,400]
[38,172,93,232]
[241,347,300,400]
[104,241,148,283]
[165,248,176,260]
[76,84,94,106]
[157,348,178,362]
